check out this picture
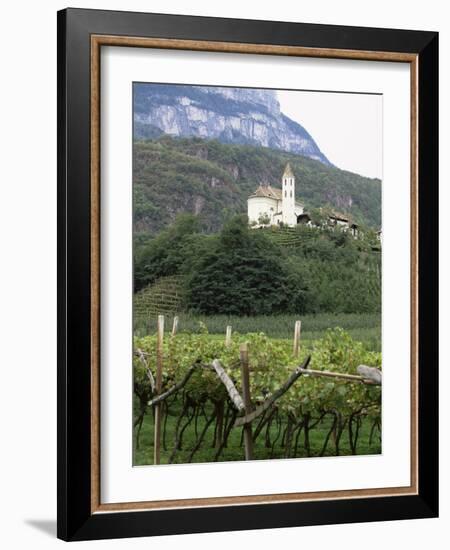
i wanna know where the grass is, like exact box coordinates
[134,312,381,351]
[133,399,381,466]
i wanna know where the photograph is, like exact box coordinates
[0,0,442,542]
[52,6,438,542]
[132,82,383,466]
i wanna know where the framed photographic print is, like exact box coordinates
[57,8,438,541]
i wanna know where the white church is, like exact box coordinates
[247,163,304,228]
[247,163,359,236]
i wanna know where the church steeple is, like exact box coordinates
[282,163,296,226]
[283,162,294,178]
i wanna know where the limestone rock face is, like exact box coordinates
[134,84,329,164]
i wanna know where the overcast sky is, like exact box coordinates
[277,90,382,180]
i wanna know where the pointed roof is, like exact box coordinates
[283,162,294,178]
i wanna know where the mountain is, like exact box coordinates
[133,136,381,235]
[133,84,330,164]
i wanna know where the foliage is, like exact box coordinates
[134,328,381,418]
[133,328,381,464]
[280,328,381,418]
[134,215,381,315]
[133,135,381,235]
[186,216,291,315]
[134,214,214,291]
[134,312,381,351]
[257,212,271,225]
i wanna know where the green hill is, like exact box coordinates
[133,136,381,235]
[134,215,381,316]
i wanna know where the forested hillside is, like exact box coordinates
[133,136,381,235]
[134,215,381,316]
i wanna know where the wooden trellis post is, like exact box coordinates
[154,315,164,465]
[172,315,179,336]
[240,343,253,460]
[225,325,232,347]
[293,320,301,358]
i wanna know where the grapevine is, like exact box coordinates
[133,327,381,464]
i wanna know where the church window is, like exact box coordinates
[290,191,292,198]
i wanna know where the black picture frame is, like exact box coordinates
[57,7,438,541]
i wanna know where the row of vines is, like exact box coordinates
[133,327,381,464]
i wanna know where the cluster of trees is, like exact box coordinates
[134,214,381,315]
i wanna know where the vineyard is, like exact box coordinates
[134,320,382,465]
[134,275,184,322]
[264,225,316,249]
[134,311,381,350]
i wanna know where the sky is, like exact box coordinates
[277,90,382,180]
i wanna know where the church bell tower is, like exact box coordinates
[282,163,296,226]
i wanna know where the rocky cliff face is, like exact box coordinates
[133,84,329,164]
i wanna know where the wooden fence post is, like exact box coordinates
[225,325,232,347]
[172,316,178,337]
[293,320,302,358]
[154,315,164,465]
[240,343,253,460]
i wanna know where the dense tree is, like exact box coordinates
[134,214,208,291]
[186,216,290,315]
